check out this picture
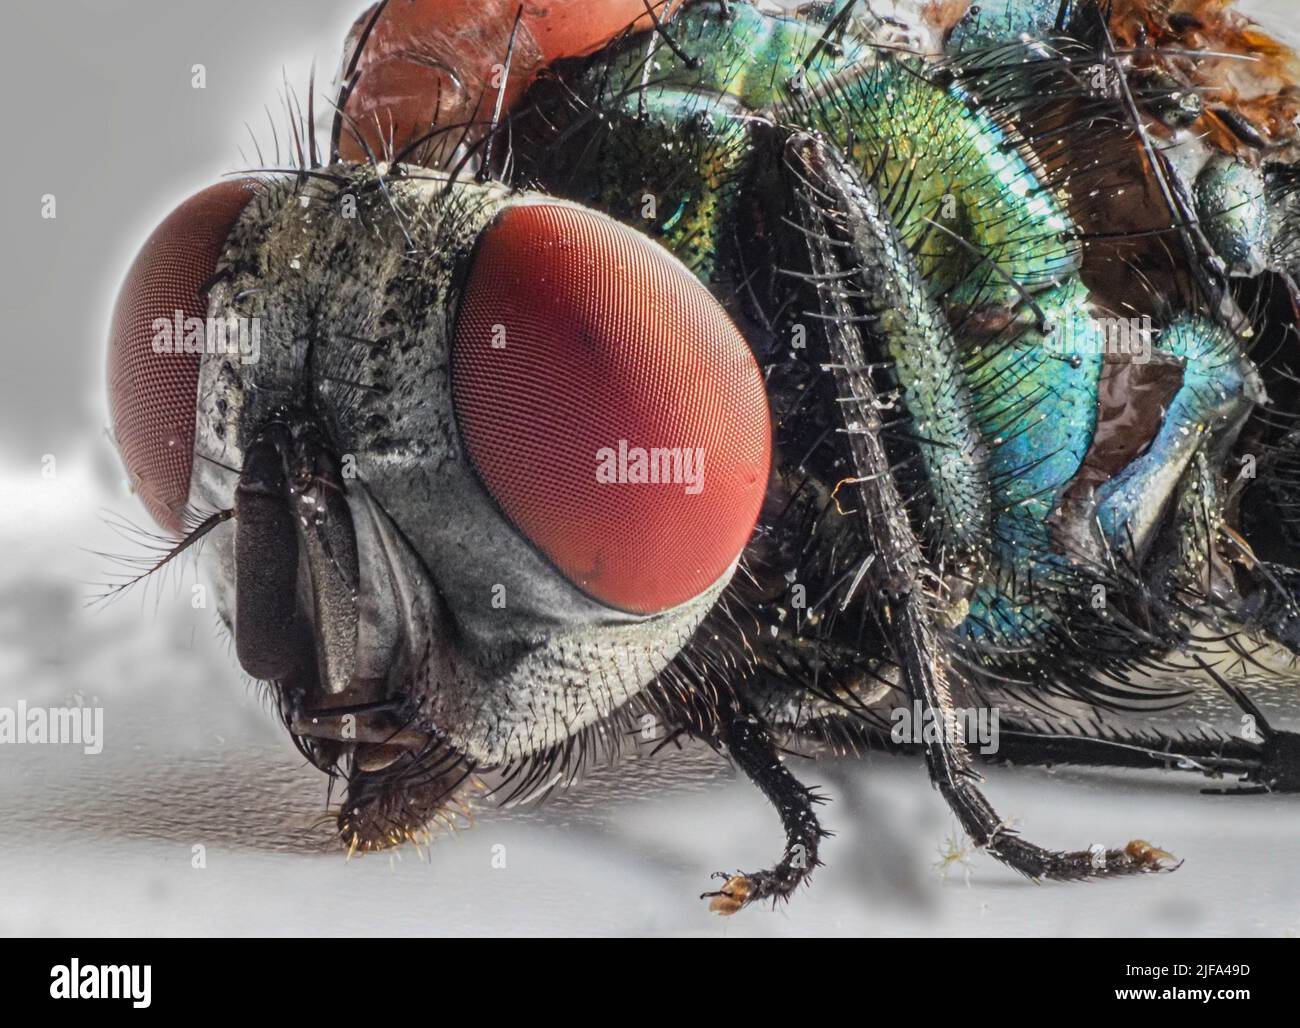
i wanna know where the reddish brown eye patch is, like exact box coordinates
[451,202,771,615]
[108,179,259,533]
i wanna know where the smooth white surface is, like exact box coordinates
[2,483,1299,937]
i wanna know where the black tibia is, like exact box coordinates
[793,671,1300,796]
[784,131,1175,881]
[993,720,1300,795]
[991,723,1261,780]
[699,708,829,914]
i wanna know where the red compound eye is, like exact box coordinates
[108,180,259,533]
[451,203,771,614]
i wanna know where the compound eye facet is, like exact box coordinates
[451,202,771,615]
[108,179,259,533]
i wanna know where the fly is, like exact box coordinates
[105,0,1300,913]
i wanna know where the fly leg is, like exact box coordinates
[785,701,1285,791]
[1094,315,1262,565]
[785,130,1178,882]
[699,706,829,914]
[981,716,1262,781]
[971,688,1300,795]
[1088,312,1300,794]
[1081,318,1300,792]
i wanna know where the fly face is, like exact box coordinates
[108,163,771,846]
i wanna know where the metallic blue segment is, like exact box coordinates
[1096,317,1251,551]
[959,279,1105,646]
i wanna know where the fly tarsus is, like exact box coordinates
[923,711,1182,882]
[703,867,804,916]
[701,712,828,915]
[987,833,1181,881]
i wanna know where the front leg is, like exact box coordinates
[701,710,828,914]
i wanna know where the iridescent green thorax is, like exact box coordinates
[619,2,873,110]
[516,3,855,281]
[539,86,752,281]
[519,1,1213,646]
[786,64,1080,305]
[569,3,1080,293]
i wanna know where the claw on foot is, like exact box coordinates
[704,874,754,915]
